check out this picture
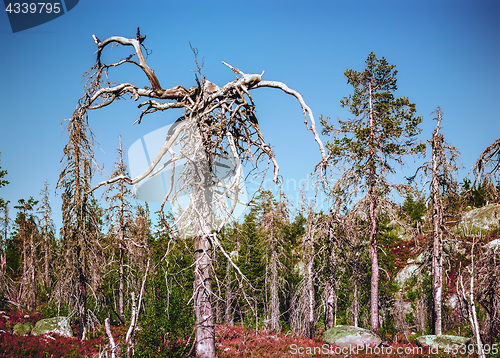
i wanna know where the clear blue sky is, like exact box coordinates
[0,0,499,233]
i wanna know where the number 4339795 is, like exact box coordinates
[5,3,61,14]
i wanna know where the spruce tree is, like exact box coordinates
[321,52,424,333]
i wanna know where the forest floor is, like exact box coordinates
[0,309,478,357]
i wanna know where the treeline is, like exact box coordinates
[0,152,499,354]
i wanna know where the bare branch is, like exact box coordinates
[254,80,326,160]
[473,137,500,184]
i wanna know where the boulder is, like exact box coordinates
[13,322,33,336]
[415,335,471,351]
[487,238,500,250]
[445,294,459,310]
[323,325,381,348]
[415,250,430,264]
[395,263,419,287]
[460,204,500,231]
[32,316,73,337]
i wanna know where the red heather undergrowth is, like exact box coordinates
[0,309,123,358]
[1,312,478,357]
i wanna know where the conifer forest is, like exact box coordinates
[1,25,500,358]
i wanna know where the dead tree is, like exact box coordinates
[256,191,289,332]
[413,108,460,335]
[428,109,459,335]
[0,205,7,273]
[290,206,327,338]
[57,106,97,339]
[37,181,55,288]
[324,209,339,330]
[103,136,136,324]
[323,209,365,329]
[0,153,8,276]
[13,197,39,311]
[458,237,486,358]
[73,28,326,357]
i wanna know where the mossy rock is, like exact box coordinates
[13,322,33,336]
[415,335,471,351]
[487,238,500,250]
[460,204,500,231]
[32,316,73,337]
[323,325,381,348]
[395,263,420,287]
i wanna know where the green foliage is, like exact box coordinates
[376,217,399,307]
[40,301,69,319]
[491,336,500,358]
[134,272,194,357]
[0,153,8,188]
[402,195,426,226]
[5,197,39,279]
[461,178,497,208]
[323,52,424,181]
[238,212,265,290]
[379,314,398,341]
[135,233,194,357]
[405,312,415,324]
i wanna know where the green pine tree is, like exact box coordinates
[321,52,425,333]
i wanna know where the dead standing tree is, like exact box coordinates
[412,108,460,335]
[75,29,326,357]
[103,136,136,324]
